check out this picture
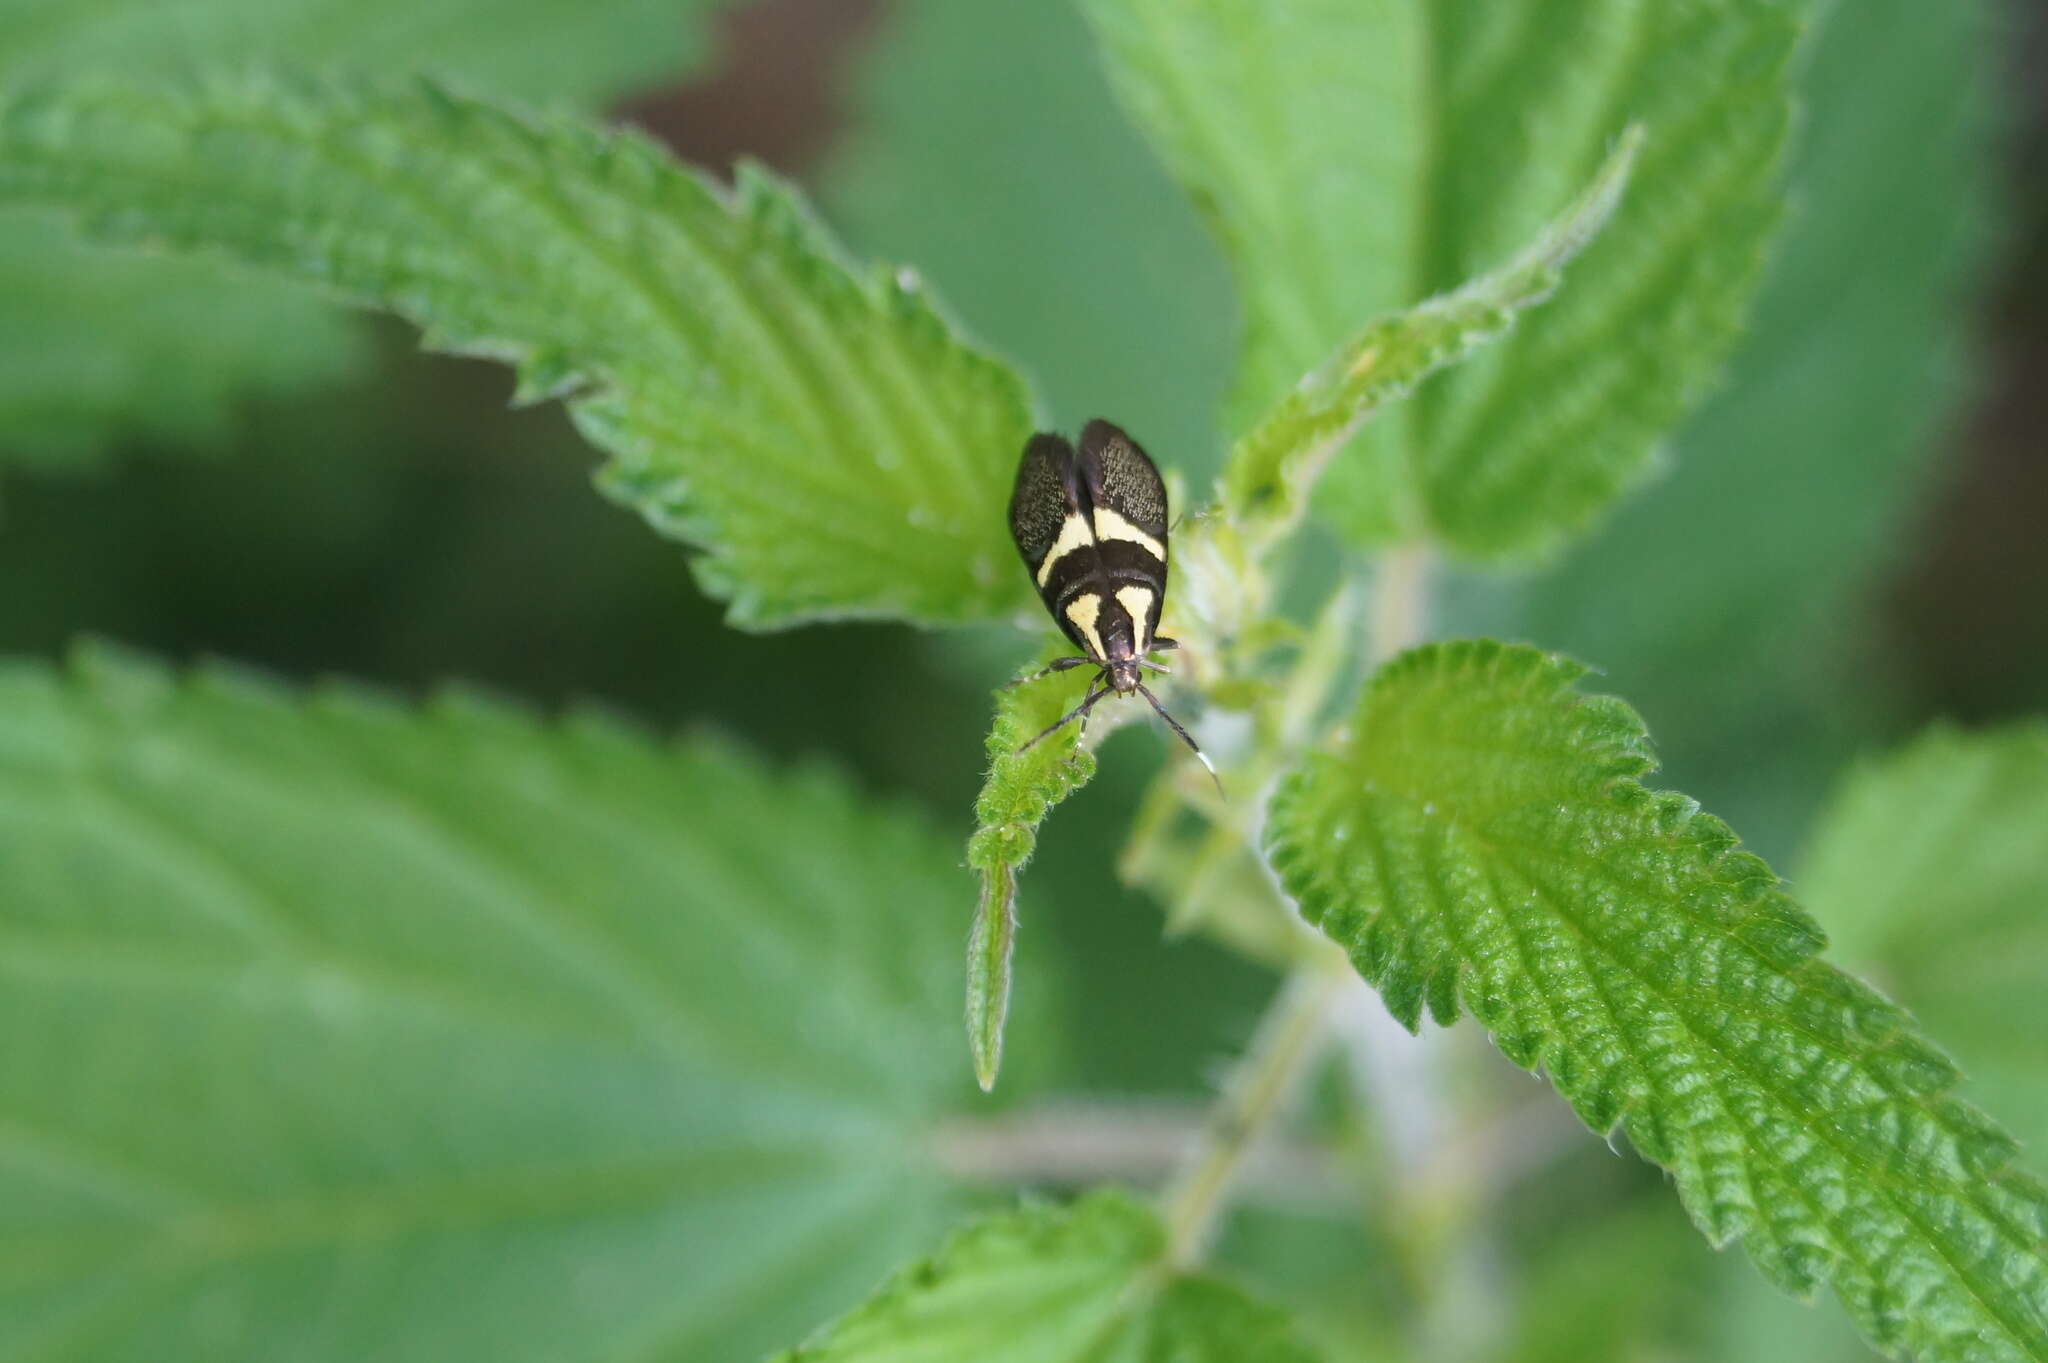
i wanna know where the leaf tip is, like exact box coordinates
[966,861,1017,1092]
[1534,122,1645,273]
[973,1050,1001,1093]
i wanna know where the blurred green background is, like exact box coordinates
[1,1,2044,1359]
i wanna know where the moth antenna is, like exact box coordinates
[1135,682,1223,798]
[1017,681,1111,755]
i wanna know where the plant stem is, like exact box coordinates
[1369,541,1431,663]
[935,1099,1344,1203]
[1154,543,1431,1269]
[1157,962,1347,1270]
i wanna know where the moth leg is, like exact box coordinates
[1135,682,1223,797]
[1140,636,1179,673]
[1002,655,1094,690]
[1017,680,1111,754]
[1077,676,1111,743]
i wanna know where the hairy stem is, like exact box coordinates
[1369,540,1431,662]
[1154,541,1435,1269]
[1343,544,1511,1358]
[938,1091,1578,1198]
[1158,963,1348,1270]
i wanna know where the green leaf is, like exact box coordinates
[0,77,1037,627]
[0,645,967,1362]
[1222,128,1639,531]
[1800,723,2048,1153]
[1083,0,1802,558]
[1265,641,2048,1363]
[1496,0,2000,855]
[0,0,719,467]
[775,1190,1323,1363]
[966,658,1101,1090]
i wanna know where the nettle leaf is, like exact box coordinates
[1504,1,1999,850]
[0,646,966,1363]
[0,0,718,467]
[1265,641,2048,1363]
[1083,0,1801,558]
[1801,724,2048,1152]
[1223,128,1638,530]
[776,1190,1321,1363]
[0,77,1036,627]
[966,658,1100,1090]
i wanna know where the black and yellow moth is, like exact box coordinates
[1007,418,1217,783]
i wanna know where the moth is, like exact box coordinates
[1007,418,1217,783]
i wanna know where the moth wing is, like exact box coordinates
[1009,433,1083,575]
[1076,419,1168,547]
[1076,419,1170,654]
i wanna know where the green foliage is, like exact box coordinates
[0,0,715,466]
[775,1190,1322,1363]
[966,658,1101,1090]
[1801,724,2048,1153]
[1084,0,1801,558]
[1223,129,1639,532]
[967,119,1631,1092]
[0,77,1037,627]
[965,128,1641,1085]
[0,3,2027,1360]
[0,646,967,1362]
[1498,0,1998,853]
[1265,641,2048,1363]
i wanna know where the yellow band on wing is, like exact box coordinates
[1115,585,1155,655]
[1064,592,1107,662]
[1035,513,1094,589]
[1092,507,1166,563]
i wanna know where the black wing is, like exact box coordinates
[1077,419,1168,554]
[1076,420,1169,652]
[1008,432,1083,584]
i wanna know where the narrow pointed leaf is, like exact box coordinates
[1223,128,1638,529]
[0,0,721,466]
[775,1190,1322,1363]
[1802,724,2048,1151]
[966,658,1101,1089]
[1266,641,2048,1363]
[0,646,968,1362]
[0,77,1036,627]
[1083,0,1802,557]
